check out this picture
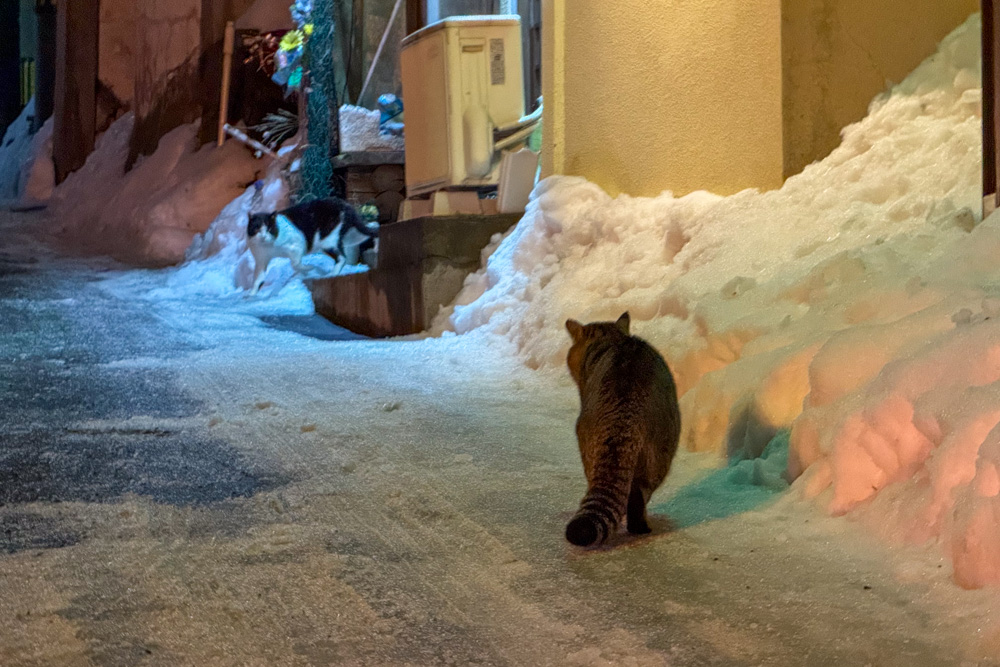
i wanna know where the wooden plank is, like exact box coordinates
[377,213,521,270]
[53,0,100,183]
[308,212,521,337]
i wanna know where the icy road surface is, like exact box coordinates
[1,209,999,666]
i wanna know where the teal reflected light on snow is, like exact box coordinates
[654,431,790,529]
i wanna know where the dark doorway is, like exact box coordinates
[985,0,999,216]
[0,0,21,137]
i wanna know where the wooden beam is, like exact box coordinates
[53,0,100,183]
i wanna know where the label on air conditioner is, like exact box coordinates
[490,39,505,86]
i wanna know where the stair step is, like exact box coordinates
[308,213,521,338]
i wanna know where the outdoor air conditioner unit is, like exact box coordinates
[400,15,526,198]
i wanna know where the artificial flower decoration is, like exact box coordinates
[290,0,313,27]
[280,29,304,51]
[271,2,312,94]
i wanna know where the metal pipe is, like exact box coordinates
[358,0,404,105]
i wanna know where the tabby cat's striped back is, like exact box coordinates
[564,312,681,547]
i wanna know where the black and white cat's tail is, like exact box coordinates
[343,206,380,237]
[565,437,636,547]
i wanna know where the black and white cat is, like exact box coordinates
[246,197,379,294]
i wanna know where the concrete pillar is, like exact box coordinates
[781,0,979,178]
[542,0,978,198]
[542,0,784,198]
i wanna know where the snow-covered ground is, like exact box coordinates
[7,8,1000,651]
[428,14,1000,590]
[4,207,1000,665]
[4,6,999,599]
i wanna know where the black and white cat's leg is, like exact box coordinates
[288,247,305,274]
[317,224,347,274]
[290,248,322,279]
[249,255,270,295]
[320,243,347,275]
[626,482,652,535]
[344,244,362,266]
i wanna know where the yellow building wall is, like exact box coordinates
[782,0,979,178]
[542,0,978,198]
[542,0,785,198]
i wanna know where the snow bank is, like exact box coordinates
[48,114,259,267]
[148,142,365,310]
[0,99,55,206]
[177,156,291,296]
[441,15,1000,587]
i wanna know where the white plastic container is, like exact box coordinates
[401,15,525,197]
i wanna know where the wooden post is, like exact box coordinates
[216,21,235,146]
[985,0,999,218]
[53,0,99,183]
[346,0,366,104]
[406,0,425,35]
[199,0,257,146]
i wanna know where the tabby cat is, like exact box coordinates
[564,312,681,547]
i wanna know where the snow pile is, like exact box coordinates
[161,144,364,304]
[0,99,55,206]
[339,104,405,152]
[440,15,1000,587]
[176,156,291,297]
[48,114,259,267]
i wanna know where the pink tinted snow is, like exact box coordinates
[438,14,1000,588]
[48,114,258,267]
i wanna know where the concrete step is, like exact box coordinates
[307,213,521,337]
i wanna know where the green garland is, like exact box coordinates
[299,0,339,202]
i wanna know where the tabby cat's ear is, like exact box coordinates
[566,319,584,341]
[615,312,630,335]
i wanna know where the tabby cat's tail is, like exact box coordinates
[565,437,636,547]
